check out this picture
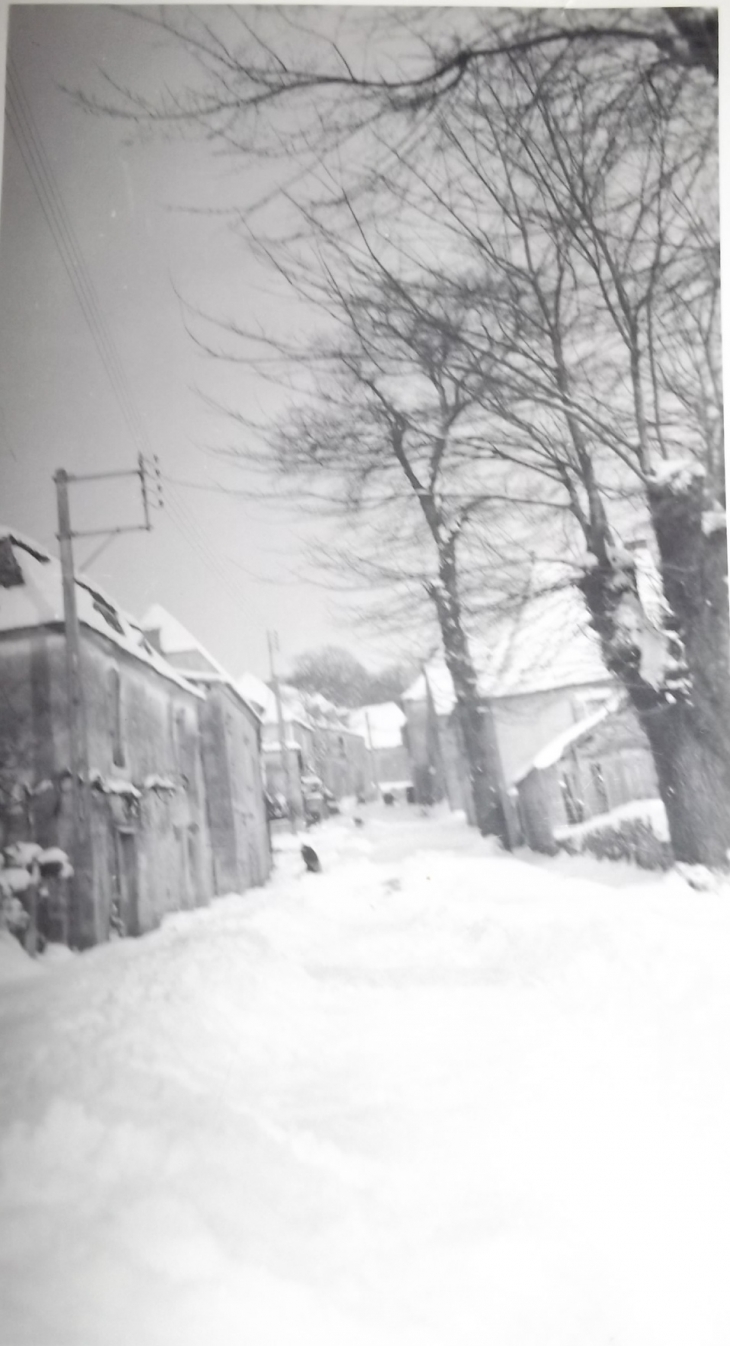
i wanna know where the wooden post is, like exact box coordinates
[54,469,95,945]
[23,861,39,957]
[423,665,449,806]
[267,630,297,834]
[363,709,380,798]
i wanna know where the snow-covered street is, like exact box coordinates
[1,807,729,1346]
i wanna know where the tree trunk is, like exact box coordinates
[430,546,509,844]
[646,467,730,775]
[579,477,730,867]
[638,698,730,866]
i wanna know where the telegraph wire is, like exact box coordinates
[6,65,282,609]
[5,61,151,457]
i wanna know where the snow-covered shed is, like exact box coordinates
[402,587,616,819]
[142,605,271,894]
[514,695,659,853]
[0,529,214,947]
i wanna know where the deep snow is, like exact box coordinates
[1,807,729,1346]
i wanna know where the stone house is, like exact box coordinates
[0,530,213,948]
[142,605,272,894]
[304,694,373,802]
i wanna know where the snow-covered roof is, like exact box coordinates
[234,677,311,729]
[142,604,261,718]
[236,677,353,733]
[525,693,624,777]
[403,587,612,712]
[402,665,457,717]
[349,702,406,750]
[235,671,273,717]
[0,530,204,698]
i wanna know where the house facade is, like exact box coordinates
[0,532,213,948]
[306,695,373,802]
[349,703,411,796]
[143,606,272,894]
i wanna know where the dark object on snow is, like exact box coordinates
[301,844,321,873]
[382,792,395,806]
[353,817,364,828]
[406,786,416,805]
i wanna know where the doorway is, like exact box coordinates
[115,829,140,936]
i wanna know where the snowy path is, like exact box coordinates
[1,808,729,1346]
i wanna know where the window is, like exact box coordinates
[174,708,187,776]
[108,668,125,767]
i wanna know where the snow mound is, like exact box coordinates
[0,930,40,984]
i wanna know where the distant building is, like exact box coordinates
[237,676,374,816]
[0,530,213,947]
[402,588,617,838]
[142,605,271,894]
[349,703,411,797]
[236,674,315,819]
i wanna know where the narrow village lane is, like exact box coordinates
[1,807,729,1346]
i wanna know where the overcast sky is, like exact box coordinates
[0,3,409,681]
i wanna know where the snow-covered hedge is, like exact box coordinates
[0,844,73,946]
[557,815,673,871]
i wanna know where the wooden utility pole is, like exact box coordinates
[54,469,94,945]
[267,630,297,834]
[53,457,163,945]
[423,664,450,807]
[363,709,381,800]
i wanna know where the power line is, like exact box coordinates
[163,486,257,610]
[5,61,152,459]
[5,68,281,614]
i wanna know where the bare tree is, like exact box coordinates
[79,8,718,134]
[241,250,552,841]
[318,32,723,862]
[430,43,727,865]
[286,646,415,707]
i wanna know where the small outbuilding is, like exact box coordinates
[515,695,660,852]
